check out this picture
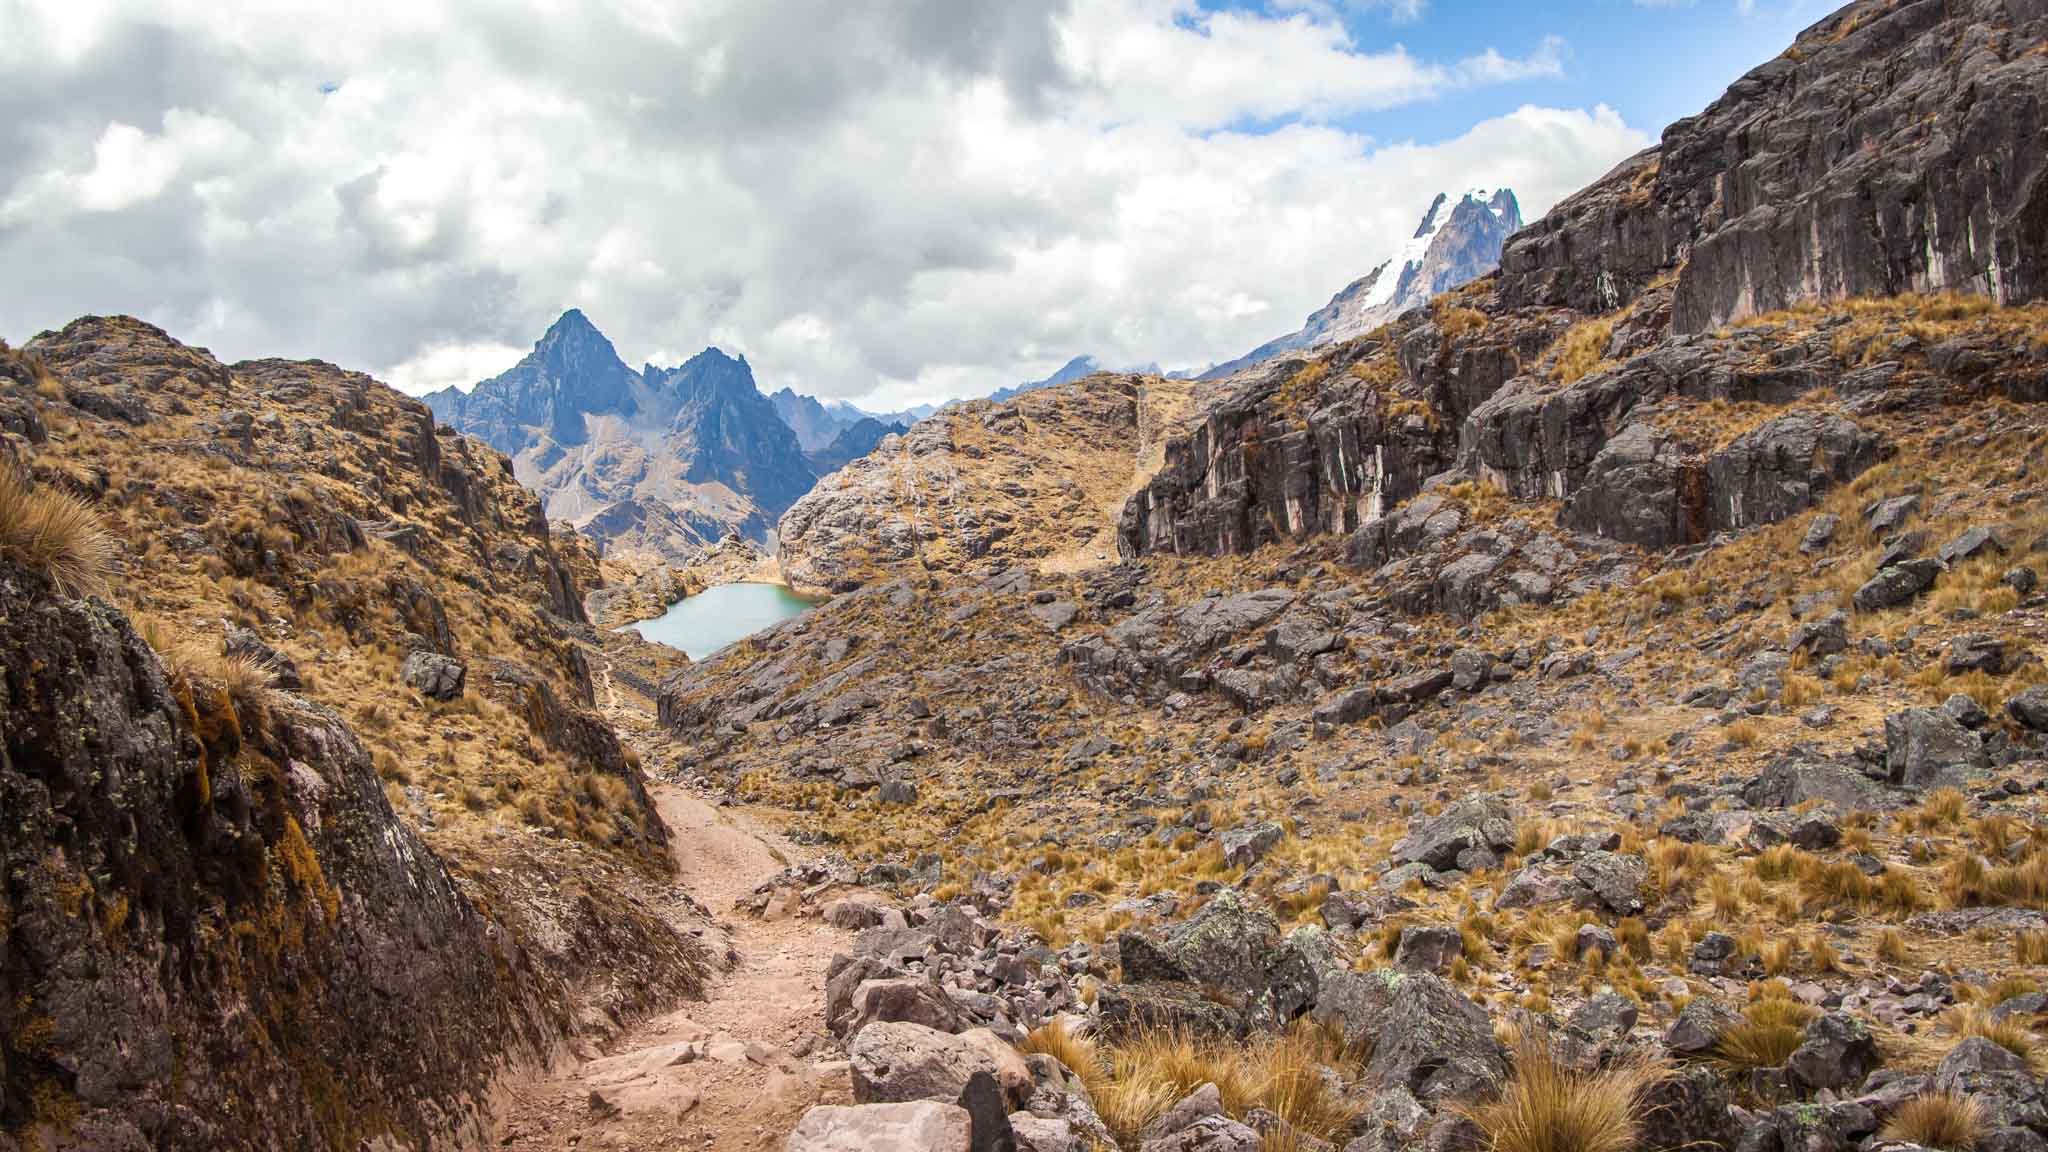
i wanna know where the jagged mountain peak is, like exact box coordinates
[1198,186,1522,380]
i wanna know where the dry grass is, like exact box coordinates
[1715,992,1816,1072]
[0,467,114,597]
[1076,1022,1362,1146]
[1942,1006,2044,1073]
[1544,316,1617,387]
[1460,1034,1670,1152]
[1880,1091,1983,1151]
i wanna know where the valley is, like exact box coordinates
[3,2,2048,1152]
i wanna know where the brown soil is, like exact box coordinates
[495,763,856,1150]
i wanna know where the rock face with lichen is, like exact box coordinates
[1119,0,2048,565]
[0,559,545,1150]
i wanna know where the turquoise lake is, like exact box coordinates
[626,582,821,661]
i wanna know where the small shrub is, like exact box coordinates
[1460,1034,1670,1152]
[0,468,113,597]
[1880,1091,1982,1151]
[1944,1006,2043,1072]
[1716,993,1815,1072]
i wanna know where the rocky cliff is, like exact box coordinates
[429,313,817,561]
[1201,189,1522,380]
[776,373,1201,593]
[0,322,712,1150]
[0,557,543,1151]
[1125,0,2048,566]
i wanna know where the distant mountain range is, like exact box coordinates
[424,311,816,562]
[425,311,1111,562]
[1201,188,1522,380]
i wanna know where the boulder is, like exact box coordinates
[1785,1012,1881,1093]
[1571,852,1647,915]
[788,1101,973,1152]
[1945,634,2016,676]
[1885,707,1988,789]
[849,1023,1031,1109]
[848,978,968,1038]
[1790,612,1850,658]
[1636,1067,1737,1152]
[1852,560,1943,613]
[1314,969,1505,1101]
[1009,1115,1081,1152]
[401,649,466,700]
[1743,755,1888,811]
[2009,685,2048,733]
[1392,795,1516,873]
[1220,821,1284,869]
[1393,925,1466,973]
[1664,997,1743,1056]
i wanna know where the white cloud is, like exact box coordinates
[0,0,1648,406]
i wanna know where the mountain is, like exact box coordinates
[988,354,1103,403]
[1201,187,1522,379]
[768,386,863,454]
[804,415,907,476]
[428,312,816,561]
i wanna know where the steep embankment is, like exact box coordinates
[0,325,712,1150]
[777,373,1202,592]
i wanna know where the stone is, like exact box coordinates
[1220,821,1285,869]
[1393,925,1466,973]
[1142,1083,1223,1142]
[1867,495,1921,536]
[1138,1116,1261,1152]
[1392,795,1515,873]
[1885,707,1988,789]
[1665,996,1743,1056]
[1636,1067,1737,1152]
[1946,634,2015,676]
[787,1101,973,1152]
[1009,1115,1082,1152]
[223,625,305,691]
[1853,560,1943,613]
[1939,526,2008,567]
[1312,969,1506,1101]
[1946,693,1993,730]
[848,978,968,1038]
[1569,992,1638,1039]
[1785,1012,1881,1093]
[849,1023,1031,1109]
[2009,685,2048,733]
[1571,852,1647,915]
[401,649,466,700]
[1800,513,1839,554]
[1790,612,1850,657]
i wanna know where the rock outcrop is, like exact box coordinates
[780,374,1199,592]
[0,559,545,1150]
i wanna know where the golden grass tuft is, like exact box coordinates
[1460,1034,1670,1152]
[0,467,114,597]
[1943,1006,2044,1073]
[1716,992,1816,1072]
[1545,316,1618,387]
[1076,1022,1363,1146]
[1880,1091,1983,1151]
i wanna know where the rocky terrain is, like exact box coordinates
[777,372,1206,593]
[1202,189,1523,381]
[0,323,717,1150]
[646,3,2048,1150]
[5,2,2048,1152]
[426,311,818,561]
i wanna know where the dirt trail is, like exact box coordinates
[497,668,857,1149]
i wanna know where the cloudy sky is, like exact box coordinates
[0,0,1818,408]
